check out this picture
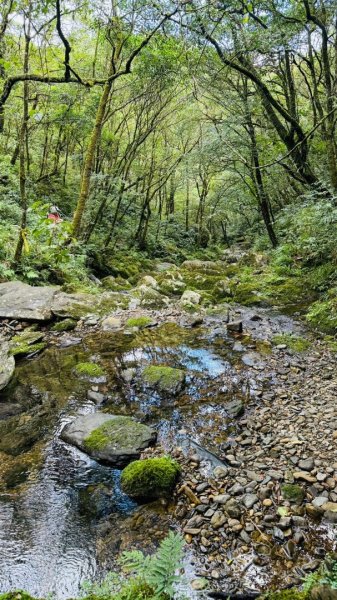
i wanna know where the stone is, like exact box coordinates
[211,510,226,529]
[321,502,337,523]
[224,498,242,519]
[180,290,201,306]
[132,285,169,309]
[213,466,228,479]
[0,340,15,391]
[293,471,316,483]
[191,579,208,591]
[213,494,230,505]
[87,390,106,404]
[141,365,185,395]
[298,458,314,471]
[0,281,59,320]
[138,275,159,289]
[181,260,221,272]
[225,398,244,418]
[61,413,157,468]
[101,316,122,331]
[227,320,243,333]
[312,496,329,508]
[243,493,259,509]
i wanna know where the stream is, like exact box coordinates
[0,312,330,598]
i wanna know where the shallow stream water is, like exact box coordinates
[0,315,306,598]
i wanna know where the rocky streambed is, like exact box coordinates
[0,276,336,598]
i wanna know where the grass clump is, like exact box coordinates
[0,593,39,600]
[121,457,180,500]
[261,590,308,599]
[74,362,105,378]
[126,316,153,328]
[272,334,311,352]
[281,484,305,503]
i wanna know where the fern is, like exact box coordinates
[120,531,185,599]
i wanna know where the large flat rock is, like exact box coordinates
[0,282,59,321]
[61,413,157,468]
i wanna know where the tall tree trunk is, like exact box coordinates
[13,20,30,265]
[72,78,112,238]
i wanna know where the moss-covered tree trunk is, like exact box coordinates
[71,78,112,238]
[13,21,30,265]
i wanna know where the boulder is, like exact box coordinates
[0,281,59,320]
[225,398,244,417]
[132,285,169,309]
[121,456,180,501]
[61,413,157,468]
[227,320,243,333]
[101,316,122,331]
[180,290,201,307]
[138,275,159,289]
[0,340,15,391]
[141,365,185,395]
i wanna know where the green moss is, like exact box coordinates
[306,295,337,334]
[121,456,180,500]
[0,592,39,600]
[142,365,185,394]
[74,362,105,378]
[51,318,77,332]
[126,316,153,328]
[272,334,311,352]
[83,417,149,452]
[281,483,305,503]
[261,589,308,599]
[10,342,46,357]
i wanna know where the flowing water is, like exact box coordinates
[0,322,245,598]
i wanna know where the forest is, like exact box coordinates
[0,1,336,599]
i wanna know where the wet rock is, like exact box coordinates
[121,456,180,501]
[0,340,15,391]
[61,413,157,468]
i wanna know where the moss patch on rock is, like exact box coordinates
[51,318,77,332]
[74,362,105,378]
[121,456,180,500]
[142,365,185,394]
[0,592,39,600]
[10,341,46,357]
[126,316,153,328]
[83,416,153,453]
[272,334,311,352]
[262,589,308,599]
[281,483,305,503]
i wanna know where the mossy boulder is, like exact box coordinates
[51,318,77,332]
[73,361,105,380]
[281,484,305,503]
[132,285,169,309]
[61,413,157,467]
[121,456,180,501]
[141,365,185,395]
[9,330,46,357]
